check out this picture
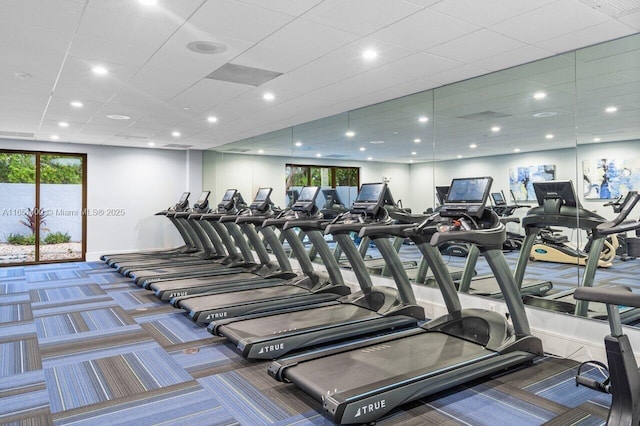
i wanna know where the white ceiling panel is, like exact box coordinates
[427,30,526,63]
[428,63,494,86]
[171,80,253,114]
[619,10,640,30]
[431,0,557,27]
[473,45,554,72]
[535,20,637,53]
[188,0,295,43]
[0,21,75,57]
[491,0,611,44]
[303,0,422,35]
[371,9,480,52]
[234,0,323,16]
[0,0,84,33]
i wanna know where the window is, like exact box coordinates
[285,163,359,208]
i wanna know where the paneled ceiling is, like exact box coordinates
[0,0,638,155]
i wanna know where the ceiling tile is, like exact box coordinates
[431,0,556,27]
[171,79,254,114]
[535,20,637,53]
[370,8,480,51]
[473,45,554,71]
[490,0,611,44]
[303,0,423,35]
[428,30,525,64]
[234,0,323,16]
[0,0,84,33]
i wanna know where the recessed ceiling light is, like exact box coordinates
[70,101,83,108]
[532,111,557,118]
[13,72,31,79]
[58,121,69,127]
[367,156,373,161]
[514,148,521,152]
[457,154,463,158]
[345,131,355,137]
[409,159,414,163]
[369,140,384,144]
[469,144,477,149]
[491,126,500,132]
[362,49,378,60]
[263,92,275,101]
[139,0,157,5]
[172,131,180,137]
[418,116,428,123]
[207,116,218,123]
[533,91,547,100]
[316,153,322,158]
[91,65,108,75]
[148,142,155,146]
[605,106,618,113]
[411,151,417,155]
[414,138,421,143]
[359,147,365,151]
[545,134,554,139]
[50,135,59,140]
[106,114,131,120]
[187,40,227,55]
[294,141,302,147]
[258,149,264,154]
[593,137,601,142]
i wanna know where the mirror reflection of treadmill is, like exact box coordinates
[455,177,553,298]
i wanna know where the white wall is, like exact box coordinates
[0,139,194,260]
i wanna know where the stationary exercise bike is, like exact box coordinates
[574,192,640,425]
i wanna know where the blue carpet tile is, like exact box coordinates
[0,259,621,425]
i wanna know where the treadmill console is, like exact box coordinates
[292,186,320,214]
[491,192,506,206]
[173,192,190,211]
[218,189,237,210]
[250,187,273,213]
[533,180,579,214]
[350,182,395,217]
[439,177,493,218]
[193,191,211,211]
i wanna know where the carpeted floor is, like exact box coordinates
[0,259,621,425]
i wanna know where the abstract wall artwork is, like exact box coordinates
[509,164,556,201]
[583,158,640,199]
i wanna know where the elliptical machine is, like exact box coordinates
[573,191,640,425]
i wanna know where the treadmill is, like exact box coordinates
[175,186,351,323]
[145,188,298,299]
[101,192,195,264]
[268,177,543,425]
[129,188,286,286]
[519,183,640,323]
[112,191,219,274]
[210,182,425,360]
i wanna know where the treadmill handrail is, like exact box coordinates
[430,224,506,251]
[574,285,640,308]
[359,223,415,238]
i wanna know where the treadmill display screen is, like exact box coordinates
[533,181,578,207]
[322,189,344,206]
[491,192,506,206]
[178,192,190,203]
[446,177,492,204]
[254,188,272,202]
[222,189,236,201]
[356,183,383,203]
[196,191,210,205]
[297,186,319,202]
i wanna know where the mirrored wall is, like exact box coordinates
[203,33,640,321]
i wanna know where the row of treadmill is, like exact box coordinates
[102,177,640,425]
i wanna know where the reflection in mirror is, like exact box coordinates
[575,34,640,326]
[430,51,580,315]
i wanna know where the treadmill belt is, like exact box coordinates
[285,332,492,401]
[180,285,309,313]
[221,304,380,341]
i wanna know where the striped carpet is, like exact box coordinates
[0,258,626,425]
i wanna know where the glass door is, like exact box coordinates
[0,150,86,265]
[0,152,37,264]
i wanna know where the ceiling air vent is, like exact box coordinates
[206,63,283,87]
[163,144,194,149]
[579,0,640,16]
[456,111,511,120]
[324,154,348,159]
[0,131,34,139]
[224,148,251,153]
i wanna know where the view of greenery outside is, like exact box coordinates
[0,153,82,184]
[285,164,359,189]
